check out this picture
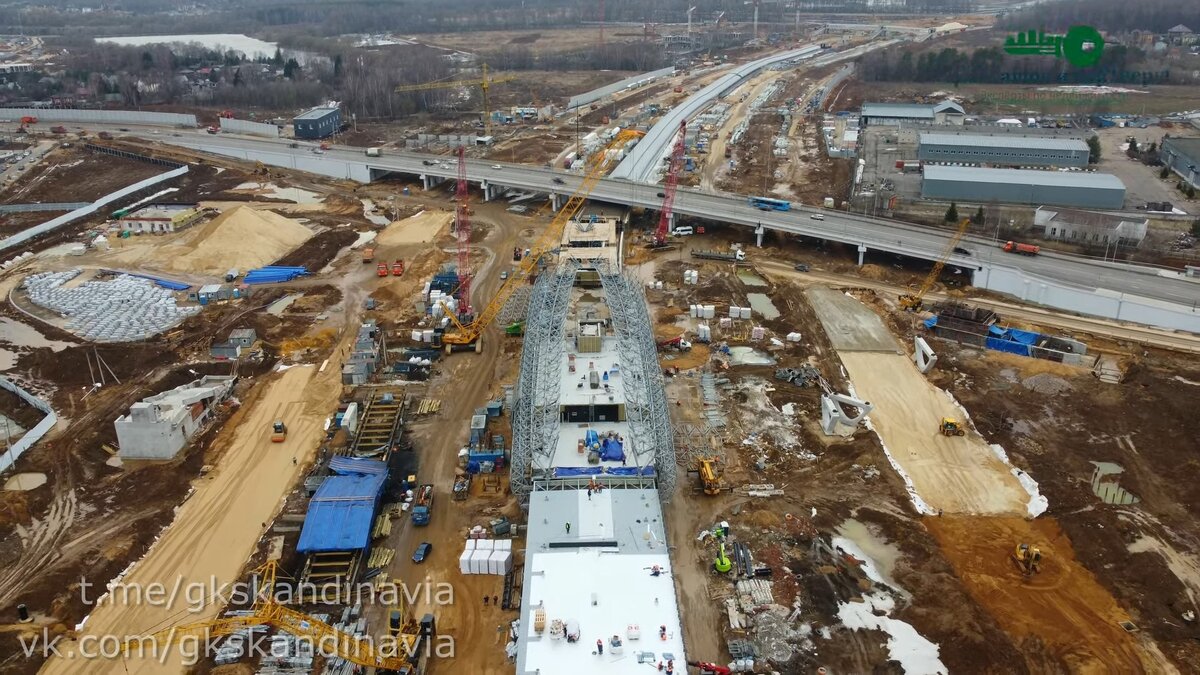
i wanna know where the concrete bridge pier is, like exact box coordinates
[551,193,564,211]
[754,223,765,247]
[857,244,868,266]
[420,174,445,191]
[481,181,494,202]
[665,212,676,233]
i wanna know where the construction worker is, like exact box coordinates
[596,638,603,655]
[483,595,489,606]
[565,522,571,534]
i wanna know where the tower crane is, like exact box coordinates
[454,145,473,317]
[898,217,972,312]
[120,559,429,673]
[439,129,645,351]
[394,63,516,137]
[652,120,687,248]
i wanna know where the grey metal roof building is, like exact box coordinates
[292,106,341,140]
[861,100,964,126]
[1160,136,1200,189]
[918,132,1089,167]
[921,166,1126,209]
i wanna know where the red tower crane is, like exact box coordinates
[653,120,687,247]
[455,146,472,317]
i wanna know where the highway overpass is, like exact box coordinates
[138,131,1200,333]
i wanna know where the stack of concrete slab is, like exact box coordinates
[459,538,513,575]
[21,269,200,341]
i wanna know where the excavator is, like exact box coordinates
[714,542,732,574]
[938,417,966,437]
[1012,543,1043,575]
[899,217,972,312]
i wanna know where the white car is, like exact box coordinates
[810,214,825,221]
[491,164,502,169]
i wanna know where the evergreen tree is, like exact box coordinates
[945,203,958,222]
[973,206,984,224]
[1087,136,1102,164]
[283,58,301,80]
[1160,166,1170,179]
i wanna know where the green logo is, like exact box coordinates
[1004,25,1104,67]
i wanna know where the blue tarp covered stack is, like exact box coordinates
[243,266,309,285]
[297,458,387,553]
[985,325,1041,357]
[553,466,656,477]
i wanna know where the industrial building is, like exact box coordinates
[114,375,236,460]
[861,100,964,126]
[921,166,1126,209]
[292,106,341,140]
[1160,136,1200,189]
[1033,207,1148,247]
[918,132,1089,168]
[117,203,204,234]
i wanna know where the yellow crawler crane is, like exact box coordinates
[899,217,972,312]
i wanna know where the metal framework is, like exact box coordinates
[509,263,578,495]
[597,264,677,500]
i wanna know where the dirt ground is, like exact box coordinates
[0,147,165,206]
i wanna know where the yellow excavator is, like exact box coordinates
[899,217,972,312]
[1012,543,1043,575]
[938,417,966,437]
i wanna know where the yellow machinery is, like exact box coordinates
[1012,543,1043,575]
[122,559,424,672]
[899,217,972,312]
[394,63,516,137]
[439,129,645,351]
[270,420,287,443]
[938,417,966,437]
[691,457,732,495]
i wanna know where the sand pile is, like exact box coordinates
[376,210,453,246]
[166,206,313,276]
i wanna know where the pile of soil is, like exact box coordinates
[376,210,452,247]
[165,206,313,276]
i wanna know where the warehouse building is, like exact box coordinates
[118,203,204,234]
[292,106,341,140]
[861,100,964,126]
[1033,207,1148,248]
[918,132,1089,168]
[921,166,1126,209]
[1160,136,1200,189]
[114,375,236,460]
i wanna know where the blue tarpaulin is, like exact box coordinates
[554,467,604,477]
[297,466,386,553]
[1008,328,1040,345]
[328,456,386,476]
[923,317,938,329]
[126,272,190,291]
[985,336,1032,356]
[600,438,625,462]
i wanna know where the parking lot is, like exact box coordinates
[1093,127,1191,213]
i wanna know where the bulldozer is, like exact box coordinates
[1012,543,1043,575]
[270,420,288,443]
[938,417,966,437]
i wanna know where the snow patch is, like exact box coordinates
[838,593,948,675]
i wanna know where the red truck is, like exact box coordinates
[1003,241,1040,256]
[391,260,404,276]
[376,262,390,277]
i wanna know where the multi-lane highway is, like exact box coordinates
[143,130,1200,312]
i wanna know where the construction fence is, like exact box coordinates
[0,377,57,474]
[0,107,198,127]
[220,117,280,138]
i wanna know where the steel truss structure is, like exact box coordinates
[509,263,578,495]
[597,264,677,500]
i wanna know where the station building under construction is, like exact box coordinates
[510,253,685,673]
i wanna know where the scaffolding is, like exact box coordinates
[510,263,577,495]
[597,264,677,501]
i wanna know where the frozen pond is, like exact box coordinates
[360,199,392,226]
[834,519,906,594]
[0,349,16,371]
[234,182,322,205]
[4,472,47,491]
[0,316,76,351]
[728,346,775,365]
[98,34,280,59]
[267,293,304,316]
[746,293,780,320]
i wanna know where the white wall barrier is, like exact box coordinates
[0,107,197,127]
[0,377,57,474]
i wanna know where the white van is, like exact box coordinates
[673,226,694,236]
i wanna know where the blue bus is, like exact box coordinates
[749,196,791,212]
